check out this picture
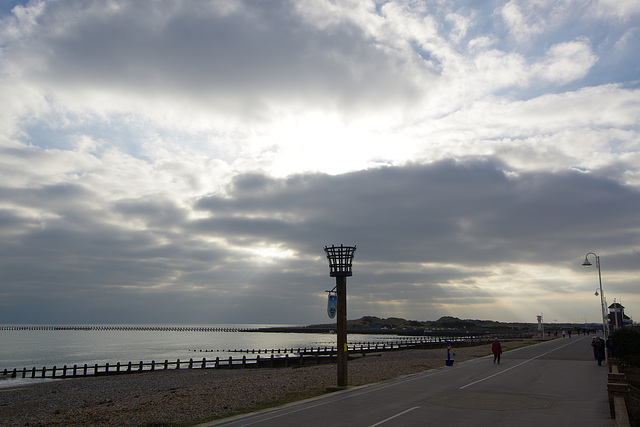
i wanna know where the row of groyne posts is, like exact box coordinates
[0,325,249,332]
[1,334,531,380]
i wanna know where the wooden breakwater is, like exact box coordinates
[0,325,253,332]
[0,340,438,380]
[1,335,531,381]
[1,325,534,338]
[1,340,433,380]
[190,333,533,355]
[1,354,338,380]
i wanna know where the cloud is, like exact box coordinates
[0,0,638,325]
[534,38,597,84]
[2,158,638,324]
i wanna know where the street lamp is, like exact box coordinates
[582,252,608,342]
[324,244,356,388]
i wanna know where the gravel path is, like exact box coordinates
[0,339,535,426]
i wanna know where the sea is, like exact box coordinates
[0,324,416,381]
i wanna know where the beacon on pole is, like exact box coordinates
[324,244,356,387]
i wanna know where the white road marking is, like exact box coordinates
[369,406,421,427]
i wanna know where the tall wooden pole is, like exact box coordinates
[336,275,347,387]
[324,244,355,388]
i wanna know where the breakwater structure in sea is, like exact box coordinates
[0,325,254,332]
[0,325,522,336]
[1,334,532,381]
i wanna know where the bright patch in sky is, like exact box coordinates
[0,0,639,326]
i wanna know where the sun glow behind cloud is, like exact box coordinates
[0,0,639,325]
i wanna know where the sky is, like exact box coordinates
[0,0,639,326]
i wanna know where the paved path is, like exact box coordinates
[204,336,614,426]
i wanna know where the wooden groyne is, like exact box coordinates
[189,334,530,355]
[1,341,436,380]
[1,354,337,380]
[0,325,252,332]
[1,335,531,381]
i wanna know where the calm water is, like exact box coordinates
[0,324,412,372]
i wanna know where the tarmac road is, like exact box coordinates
[204,335,615,427]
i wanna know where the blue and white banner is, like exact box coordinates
[327,294,337,319]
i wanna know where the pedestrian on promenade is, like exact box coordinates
[492,338,502,364]
[592,336,605,366]
[606,335,617,358]
[562,330,566,338]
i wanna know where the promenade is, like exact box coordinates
[205,335,615,426]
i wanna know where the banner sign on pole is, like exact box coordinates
[327,293,337,319]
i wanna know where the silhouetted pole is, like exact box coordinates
[582,252,608,363]
[324,244,356,388]
[336,274,347,386]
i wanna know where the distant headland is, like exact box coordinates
[307,316,538,334]
[249,316,552,336]
[255,315,599,335]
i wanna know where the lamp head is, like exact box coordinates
[582,257,592,267]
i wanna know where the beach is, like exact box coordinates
[0,339,535,426]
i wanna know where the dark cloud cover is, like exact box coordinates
[1,158,638,324]
[1,1,639,325]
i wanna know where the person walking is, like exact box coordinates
[606,335,617,358]
[492,338,502,364]
[592,336,605,366]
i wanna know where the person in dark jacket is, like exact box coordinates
[606,336,617,358]
[492,338,502,364]
[592,336,605,366]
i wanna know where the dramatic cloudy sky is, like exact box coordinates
[1,0,639,326]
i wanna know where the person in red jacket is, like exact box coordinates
[492,338,503,364]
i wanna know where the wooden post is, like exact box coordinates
[336,275,348,387]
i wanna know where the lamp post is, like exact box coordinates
[324,244,356,388]
[582,252,608,343]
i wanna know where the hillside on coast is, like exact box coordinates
[307,315,540,333]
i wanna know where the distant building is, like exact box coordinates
[607,302,632,330]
